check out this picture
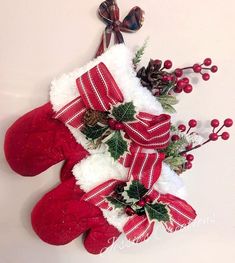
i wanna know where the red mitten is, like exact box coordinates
[4,102,88,180]
[31,177,121,254]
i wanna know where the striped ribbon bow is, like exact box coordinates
[81,147,197,243]
[53,62,171,150]
[95,0,145,57]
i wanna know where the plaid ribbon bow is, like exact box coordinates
[95,0,145,57]
[53,62,171,150]
[81,147,197,243]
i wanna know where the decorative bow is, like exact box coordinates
[54,62,171,155]
[81,147,197,243]
[95,0,145,57]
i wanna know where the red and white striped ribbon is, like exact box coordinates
[81,150,196,243]
[53,62,171,150]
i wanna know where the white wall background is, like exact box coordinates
[0,0,235,262]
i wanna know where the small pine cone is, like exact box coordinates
[83,109,108,126]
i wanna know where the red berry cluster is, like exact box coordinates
[176,118,233,168]
[209,118,233,141]
[136,58,218,97]
[173,58,218,94]
[108,118,125,130]
[125,195,152,216]
[112,183,153,216]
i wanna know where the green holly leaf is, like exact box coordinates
[106,196,127,209]
[145,203,170,222]
[112,102,136,122]
[125,180,148,201]
[106,131,128,160]
[82,124,108,140]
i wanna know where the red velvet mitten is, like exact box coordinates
[31,177,121,254]
[4,102,88,180]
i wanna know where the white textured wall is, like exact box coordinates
[0,0,234,262]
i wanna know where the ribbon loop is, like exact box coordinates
[96,0,145,57]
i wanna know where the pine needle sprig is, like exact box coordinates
[133,38,149,68]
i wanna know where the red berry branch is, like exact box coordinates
[179,118,233,156]
[137,57,218,98]
[164,118,233,173]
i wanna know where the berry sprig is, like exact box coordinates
[136,58,218,113]
[107,180,170,222]
[178,118,233,164]
[173,58,218,93]
[164,118,233,173]
[107,181,153,216]
[136,58,218,96]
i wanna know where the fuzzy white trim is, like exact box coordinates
[73,154,128,192]
[155,163,186,199]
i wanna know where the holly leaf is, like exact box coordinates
[112,102,136,122]
[106,131,128,160]
[145,203,170,222]
[125,180,148,201]
[82,124,108,140]
[106,196,127,209]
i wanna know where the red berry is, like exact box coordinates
[183,84,193,93]
[186,144,193,151]
[162,75,170,82]
[224,118,233,127]
[170,74,176,82]
[144,196,152,204]
[202,73,210,81]
[186,154,194,162]
[204,58,212,66]
[193,64,202,73]
[188,119,197,128]
[209,133,219,141]
[125,206,135,216]
[211,65,218,73]
[185,162,192,169]
[211,119,220,128]
[171,135,180,141]
[174,87,183,93]
[178,124,186,132]
[177,79,187,89]
[108,118,117,130]
[182,77,190,84]
[136,200,146,207]
[174,68,183,77]
[221,132,230,140]
[164,60,173,69]
[115,122,125,130]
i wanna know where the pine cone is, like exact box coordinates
[83,109,108,126]
[137,59,172,95]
